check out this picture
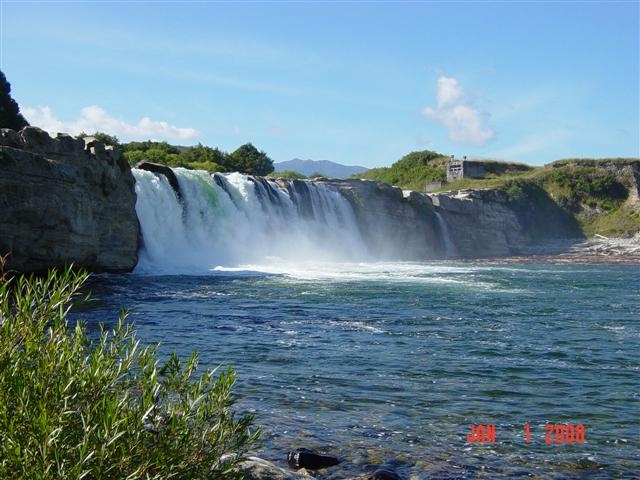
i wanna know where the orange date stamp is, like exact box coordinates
[466,423,586,444]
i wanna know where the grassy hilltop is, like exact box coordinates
[356,151,640,238]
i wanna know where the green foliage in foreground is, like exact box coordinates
[0,265,259,479]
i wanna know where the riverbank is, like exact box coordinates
[466,234,640,265]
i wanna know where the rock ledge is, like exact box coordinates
[0,127,139,273]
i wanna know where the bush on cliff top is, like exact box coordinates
[0,262,259,479]
[120,140,274,176]
[267,170,308,180]
[357,150,448,191]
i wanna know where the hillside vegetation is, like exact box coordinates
[357,150,449,191]
[80,133,274,176]
[357,150,640,237]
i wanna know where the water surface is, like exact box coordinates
[79,262,640,479]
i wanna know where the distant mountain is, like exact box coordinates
[274,158,368,179]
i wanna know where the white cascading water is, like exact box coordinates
[434,211,456,258]
[133,168,371,272]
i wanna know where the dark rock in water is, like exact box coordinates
[287,448,340,470]
[213,172,241,208]
[263,178,283,205]
[288,180,315,219]
[369,467,401,480]
[136,161,181,200]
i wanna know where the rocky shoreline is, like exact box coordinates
[464,234,640,265]
[236,454,400,480]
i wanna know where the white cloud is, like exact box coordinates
[23,105,200,141]
[435,76,464,108]
[422,76,495,146]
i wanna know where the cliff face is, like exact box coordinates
[321,179,447,259]
[0,127,139,273]
[429,187,583,257]
[325,179,582,259]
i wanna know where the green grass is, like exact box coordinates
[433,168,540,192]
[0,262,259,479]
[581,204,640,237]
[548,157,639,168]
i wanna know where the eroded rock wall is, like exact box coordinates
[320,179,447,259]
[0,127,139,273]
[429,188,583,257]
[315,178,583,259]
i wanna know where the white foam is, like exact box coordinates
[133,169,371,273]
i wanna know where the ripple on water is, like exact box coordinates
[76,263,640,479]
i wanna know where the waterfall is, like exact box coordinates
[434,210,456,258]
[133,168,371,272]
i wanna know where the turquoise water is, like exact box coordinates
[80,262,639,479]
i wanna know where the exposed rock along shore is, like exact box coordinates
[466,233,640,265]
[1,127,637,273]
[233,452,403,480]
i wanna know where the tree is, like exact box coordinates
[121,140,182,166]
[230,143,274,176]
[76,131,120,146]
[180,143,228,171]
[0,70,29,130]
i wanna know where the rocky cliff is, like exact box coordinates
[320,178,447,259]
[324,178,582,259]
[0,127,139,273]
[429,187,583,257]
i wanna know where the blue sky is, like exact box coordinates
[1,1,638,167]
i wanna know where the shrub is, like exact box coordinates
[0,263,259,479]
[77,131,120,147]
[358,150,448,190]
[267,170,307,180]
[504,180,526,203]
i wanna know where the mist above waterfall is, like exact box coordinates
[133,168,371,272]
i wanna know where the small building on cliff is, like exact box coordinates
[446,156,485,181]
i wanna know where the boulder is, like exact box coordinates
[369,467,401,480]
[0,127,139,273]
[287,448,340,470]
[236,457,314,480]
